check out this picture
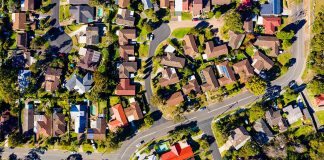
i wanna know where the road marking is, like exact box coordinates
[207,95,255,113]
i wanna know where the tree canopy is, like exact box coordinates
[277,52,292,66]
[245,76,267,96]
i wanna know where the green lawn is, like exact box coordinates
[316,111,324,125]
[181,12,192,20]
[59,5,71,22]
[82,143,94,153]
[139,44,149,57]
[211,122,227,146]
[171,27,192,39]
[293,125,314,137]
[290,119,303,128]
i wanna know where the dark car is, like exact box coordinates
[86,151,92,155]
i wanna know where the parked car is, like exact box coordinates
[198,106,207,111]
[147,33,154,41]
[86,151,92,155]
[135,140,145,148]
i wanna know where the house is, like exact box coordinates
[87,116,106,140]
[142,0,153,10]
[161,53,186,68]
[252,51,274,74]
[85,26,100,45]
[69,5,95,23]
[253,119,274,144]
[228,31,246,49]
[166,91,184,106]
[203,42,228,60]
[18,70,31,93]
[216,61,236,86]
[12,12,27,30]
[211,0,231,6]
[43,68,62,92]
[228,127,251,150]
[118,28,136,45]
[283,105,303,125]
[233,59,254,82]
[17,32,28,49]
[34,115,52,138]
[70,104,87,133]
[77,49,101,71]
[183,75,202,95]
[52,112,66,137]
[159,68,180,87]
[118,62,138,78]
[21,0,35,11]
[183,35,199,59]
[164,44,176,53]
[125,102,144,122]
[115,79,136,95]
[243,20,253,33]
[315,94,324,107]
[65,73,94,94]
[120,45,135,61]
[160,0,170,8]
[116,9,135,27]
[260,0,282,16]
[200,66,219,92]
[265,109,287,132]
[23,52,36,68]
[68,0,89,4]
[160,141,194,160]
[118,0,130,8]
[262,16,281,35]
[254,36,280,57]
[23,101,34,135]
[108,104,128,131]
[0,110,14,134]
[192,0,203,17]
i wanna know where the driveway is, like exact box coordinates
[168,18,223,31]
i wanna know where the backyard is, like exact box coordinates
[171,27,192,39]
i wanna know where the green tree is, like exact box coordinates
[276,30,294,40]
[248,103,265,123]
[220,10,243,39]
[307,79,324,95]
[277,52,292,66]
[144,115,154,126]
[245,76,267,96]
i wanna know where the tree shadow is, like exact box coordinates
[150,110,163,122]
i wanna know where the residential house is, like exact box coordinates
[192,0,203,17]
[164,44,176,53]
[159,68,180,87]
[243,20,253,33]
[233,59,254,82]
[216,61,236,86]
[70,104,87,133]
[120,45,135,61]
[65,73,94,94]
[23,101,34,135]
[34,115,52,138]
[21,0,35,11]
[125,102,144,122]
[142,0,153,10]
[23,52,36,68]
[118,62,138,78]
[254,36,280,57]
[211,0,231,6]
[118,0,130,8]
[228,31,246,49]
[183,35,199,59]
[203,42,228,60]
[181,0,190,13]
[265,109,287,132]
[115,79,136,95]
[87,116,106,140]
[68,0,89,4]
[200,66,219,92]
[260,0,282,16]
[69,5,95,23]
[52,112,66,137]
[182,75,202,95]
[160,0,170,8]
[262,16,281,35]
[80,26,100,45]
[12,12,27,30]
[166,91,184,106]
[116,9,135,27]
[18,70,31,93]
[283,105,303,125]
[118,28,136,45]
[253,119,274,144]
[251,51,274,74]
[315,94,324,107]
[228,127,251,150]
[161,52,186,68]
[17,32,28,49]
[160,141,194,160]
[77,49,101,71]
[43,68,62,92]
[108,104,128,131]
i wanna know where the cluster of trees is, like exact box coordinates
[220,10,243,40]
[276,30,294,50]
[310,11,324,75]
[245,76,267,96]
[307,79,324,96]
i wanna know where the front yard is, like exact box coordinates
[316,111,324,125]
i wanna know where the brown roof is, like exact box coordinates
[118,0,130,8]
[252,51,274,72]
[166,91,185,106]
[160,0,169,8]
[233,59,254,82]
[254,36,280,57]
[205,42,228,59]
[183,35,199,58]
[34,115,52,138]
[86,26,99,45]
[159,68,180,87]
[12,12,27,30]
[201,66,219,92]
[265,109,287,132]
[77,49,101,71]
[217,61,237,86]
[116,78,136,95]
[53,113,66,137]
[119,62,138,78]
[193,0,203,16]
[119,29,136,45]
[161,53,186,68]
[124,102,143,121]
[183,76,201,95]
[228,31,245,49]
[120,45,135,61]
[116,9,135,27]
[17,32,28,49]
[243,20,253,33]
[24,0,35,11]
[88,117,107,140]
[228,127,251,150]
[212,0,231,5]
[44,68,62,92]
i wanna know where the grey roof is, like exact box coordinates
[260,0,282,15]
[69,5,95,23]
[253,119,274,145]
[68,0,89,4]
[141,0,153,10]
[65,73,93,94]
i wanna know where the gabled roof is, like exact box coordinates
[228,127,251,150]
[120,45,135,61]
[116,9,135,27]
[69,5,95,23]
[243,20,253,33]
[118,0,130,8]
[253,119,274,144]
[142,0,153,10]
[315,94,324,107]
[200,66,219,92]
[183,76,202,95]
[233,59,254,82]
[124,102,143,122]
[17,32,28,49]
[160,0,169,8]
[118,28,136,45]
[53,113,66,137]
[211,0,231,6]
[118,62,138,78]
[68,0,89,4]
[161,53,186,68]
[70,104,87,133]
[12,12,27,30]
[183,35,199,58]
[115,79,136,95]
[166,91,184,107]
[108,104,128,131]
[44,68,62,92]
[86,26,99,45]
[216,61,236,86]
[192,0,203,16]
[252,51,274,73]
[34,115,52,138]
[87,117,106,140]
[65,73,94,94]
[254,35,280,57]
[263,16,281,35]
[228,31,245,49]
[160,141,194,160]
[204,42,228,59]
[159,68,180,87]
[22,0,35,11]
[265,109,287,132]
[260,0,282,16]
[283,105,303,125]
[77,49,101,71]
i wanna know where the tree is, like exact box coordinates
[248,103,265,123]
[307,79,324,95]
[312,11,324,34]
[245,76,267,96]
[282,39,292,50]
[277,52,292,66]
[276,30,294,40]
[0,66,19,104]
[220,10,243,39]
[144,115,154,126]
[282,87,298,105]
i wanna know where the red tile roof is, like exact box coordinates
[166,91,184,107]
[108,104,128,131]
[160,141,194,160]
[124,102,143,121]
[263,16,281,35]
[115,79,136,96]
[315,94,324,107]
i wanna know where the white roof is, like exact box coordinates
[257,16,264,25]
[175,0,183,12]
[164,44,176,53]
[202,54,207,60]
[78,36,87,44]
[78,47,87,56]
